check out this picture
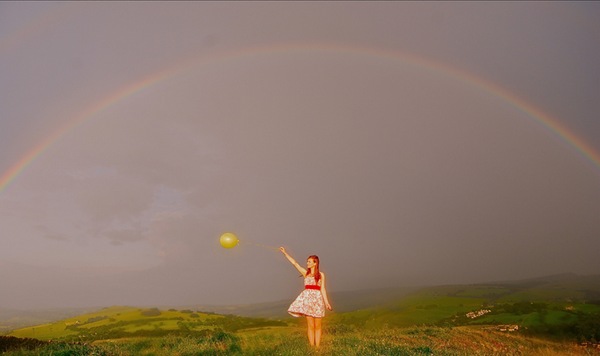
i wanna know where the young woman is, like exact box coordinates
[279,247,332,348]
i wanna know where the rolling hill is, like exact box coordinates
[0,307,99,334]
[180,285,418,319]
[2,273,600,354]
[330,273,600,342]
[176,273,600,319]
[3,273,600,344]
[7,306,287,342]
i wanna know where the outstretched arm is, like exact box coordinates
[279,247,307,276]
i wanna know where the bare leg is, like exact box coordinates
[306,316,315,346]
[314,317,322,347]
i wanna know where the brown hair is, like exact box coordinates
[307,255,321,284]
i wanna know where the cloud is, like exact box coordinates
[72,169,154,225]
[1,2,599,308]
[104,228,145,246]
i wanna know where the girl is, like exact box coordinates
[279,247,333,348]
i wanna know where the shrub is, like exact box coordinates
[86,316,107,324]
[0,336,48,353]
[141,308,161,317]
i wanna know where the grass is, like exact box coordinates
[8,306,286,342]
[3,325,598,355]
[331,290,487,328]
[4,276,600,354]
[453,286,512,299]
[8,322,78,340]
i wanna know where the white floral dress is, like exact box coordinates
[287,275,325,318]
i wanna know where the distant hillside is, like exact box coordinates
[2,273,600,351]
[182,273,600,319]
[8,306,286,342]
[2,273,598,333]
[0,307,100,333]
[495,273,600,301]
[183,286,417,318]
[424,273,600,304]
[0,287,415,331]
[331,273,600,341]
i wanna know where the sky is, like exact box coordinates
[1,2,599,310]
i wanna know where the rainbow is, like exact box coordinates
[2,43,599,194]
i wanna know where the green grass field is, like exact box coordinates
[7,306,287,343]
[3,324,599,355]
[3,275,600,355]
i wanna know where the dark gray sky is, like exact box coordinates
[1,2,599,309]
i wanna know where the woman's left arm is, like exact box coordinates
[320,272,333,311]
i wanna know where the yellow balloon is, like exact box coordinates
[219,232,239,249]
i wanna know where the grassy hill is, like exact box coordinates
[0,307,98,333]
[182,273,600,320]
[2,324,598,355]
[179,286,417,319]
[331,273,600,342]
[7,306,287,342]
[2,273,600,354]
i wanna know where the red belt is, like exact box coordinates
[305,285,321,290]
